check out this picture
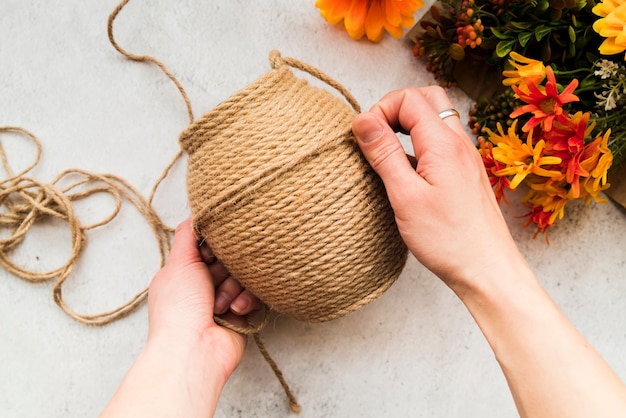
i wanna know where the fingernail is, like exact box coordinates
[230,297,250,315]
[353,114,384,143]
[214,292,230,314]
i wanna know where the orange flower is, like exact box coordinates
[494,136,562,189]
[592,0,626,60]
[523,206,558,238]
[316,0,424,42]
[545,112,594,158]
[510,66,579,132]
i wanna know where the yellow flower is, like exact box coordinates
[487,122,563,189]
[524,181,569,226]
[592,0,626,60]
[580,129,613,200]
[521,180,570,237]
[590,133,613,185]
[315,0,424,42]
[502,52,547,89]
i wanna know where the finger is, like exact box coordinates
[214,276,244,315]
[216,310,248,329]
[199,241,216,264]
[199,241,230,285]
[370,87,470,159]
[420,86,467,139]
[168,219,202,266]
[207,260,230,286]
[352,113,424,196]
[407,154,417,169]
[230,290,261,315]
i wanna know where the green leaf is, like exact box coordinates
[510,21,532,30]
[496,39,516,58]
[585,51,599,63]
[580,77,597,89]
[568,42,576,57]
[518,32,533,47]
[534,26,552,41]
[490,27,512,40]
[542,41,552,62]
[568,26,576,43]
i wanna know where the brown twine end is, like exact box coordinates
[254,332,301,414]
[289,400,302,414]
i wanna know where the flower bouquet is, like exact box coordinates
[410,0,626,236]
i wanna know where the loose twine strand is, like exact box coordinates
[0,126,170,325]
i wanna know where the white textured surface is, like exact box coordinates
[1,1,625,417]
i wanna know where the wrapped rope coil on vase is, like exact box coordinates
[180,51,408,323]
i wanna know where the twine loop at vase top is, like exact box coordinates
[268,50,362,114]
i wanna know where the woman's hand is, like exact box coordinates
[352,86,521,294]
[101,219,261,418]
[146,219,259,379]
[353,87,626,418]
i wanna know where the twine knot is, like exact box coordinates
[269,50,285,70]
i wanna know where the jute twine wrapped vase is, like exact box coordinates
[180,51,407,323]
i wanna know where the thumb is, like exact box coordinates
[352,113,422,194]
[168,219,203,267]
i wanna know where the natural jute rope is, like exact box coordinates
[0,126,171,325]
[180,51,408,323]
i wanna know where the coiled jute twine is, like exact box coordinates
[181,50,408,323]
[1,0,408,413]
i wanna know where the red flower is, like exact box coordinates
[544,112,593,198]
[522,205,557,242]
[544,113,587,156]
[479,138,511,203]
[510,66,579,132]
